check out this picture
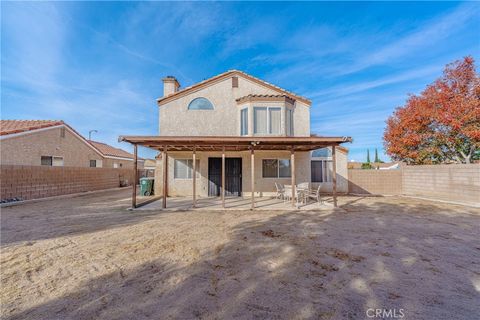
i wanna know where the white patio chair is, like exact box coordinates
[274,182,285,199]
[305,184,323,206]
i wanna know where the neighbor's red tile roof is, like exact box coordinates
[88,140,137,159]
[0,120,64,136]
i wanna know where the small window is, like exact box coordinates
[188,97,214,110]
[240,108,248,135]
[174,159,200,179]
[60,127,66,138]
[90,159,102,168]
[232,76,238,88]
[113,163,118,168]
[41,156,53,166]
[311,160,332,182]
[262,159,291,178]
[52,156,64,167]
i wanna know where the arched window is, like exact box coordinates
[187,97,214,110]
[312,148,332,158]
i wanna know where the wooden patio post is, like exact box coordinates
[192,146,196,208]
[251,147,255,210]
[291,147,296,207]
[162,145,168,209]
[332,145,337,207]
[222,146,226,208]
[132,144,138,208]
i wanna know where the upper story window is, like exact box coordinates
[286,109,294,136]
[188,97,214,110]
[240,108,248,136]
[254,107,281,135]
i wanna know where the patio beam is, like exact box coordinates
[332,145,337,207]
[132,144,138,208]
[251,147,255,210]
[162,145,168,209]
[291,147,296,207]
[222,145,225,208]
[192,146,196,208]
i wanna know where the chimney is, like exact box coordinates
[162,76,180,96]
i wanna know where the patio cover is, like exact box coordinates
[118,135,352,151]
[118,135,352,209]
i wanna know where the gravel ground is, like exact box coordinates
[1,189,479,320]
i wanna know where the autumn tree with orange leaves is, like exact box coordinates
[384,56,480,164]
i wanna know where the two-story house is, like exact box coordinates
[120,70,351,209]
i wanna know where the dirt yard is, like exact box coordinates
[1,190,479,320]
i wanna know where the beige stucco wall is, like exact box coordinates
[159,76,310,137]
[103,158,142,169]
[153,148,348,197]
[0,126,103,167]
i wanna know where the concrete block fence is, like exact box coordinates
[348,164,480,206]
[0,165,144,201]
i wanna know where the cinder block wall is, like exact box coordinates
[402,164,480,205]
[348,170,403,195]
[0,165,138,201]
[348,164,479,206]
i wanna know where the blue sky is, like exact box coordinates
[2,1,479,161]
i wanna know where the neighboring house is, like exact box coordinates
[0,120,142,168]
[88,140,144,169]
[143,159,156,177]
[134,70,349,197]
[347,161,401,170]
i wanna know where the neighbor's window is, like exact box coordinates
[188,97,214,110]
[90,159,103,168]
[174,159,200,179]
[286,109,294,136]
[311,160,332,182]
[41,156,53,166]
[240,108,248,135]
[113,163,119,168]
[262,159,291,178]
[41,156,63,166]
[254,107,281,135]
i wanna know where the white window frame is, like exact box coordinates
[174,159,200,180]
[262,158,291,178]
[41,155,64,166]
[90,159,103,168]
[52,156,64,167]
[253,106,282,135]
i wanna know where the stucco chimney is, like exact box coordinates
[162,76,180,96]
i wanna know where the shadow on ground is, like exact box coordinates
[3,194,479,319]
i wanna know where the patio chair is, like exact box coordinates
[274,182,285,199]
[305,184,323,206]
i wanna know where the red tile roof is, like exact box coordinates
[0,120,64,136]
[88,140,136,159]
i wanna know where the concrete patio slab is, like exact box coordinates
[134,196,336,211]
